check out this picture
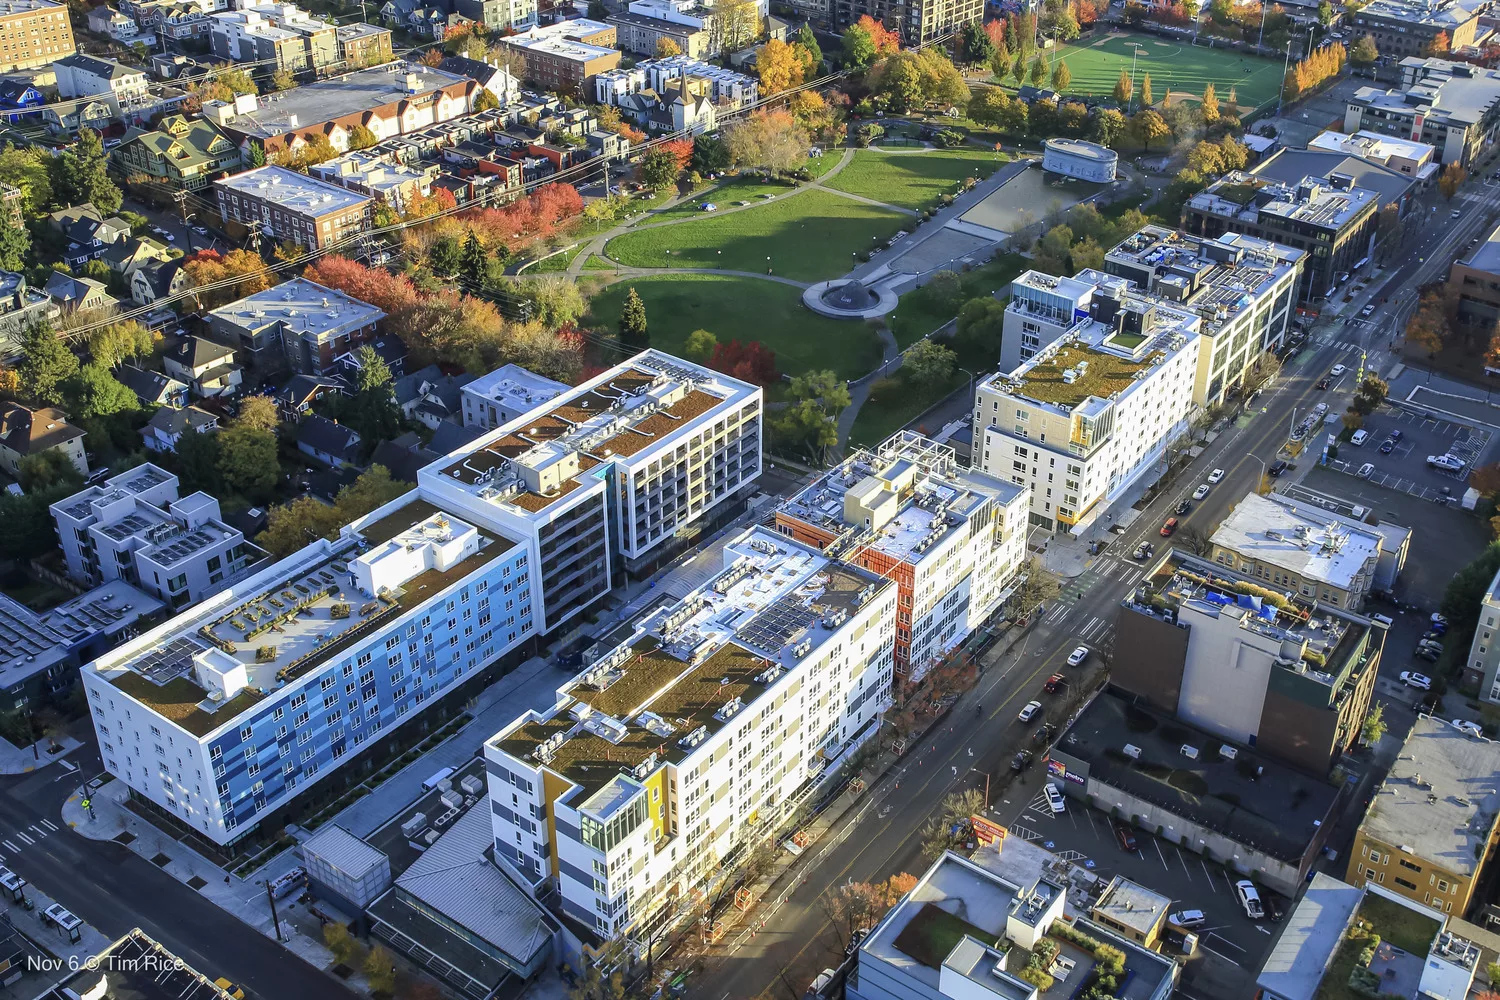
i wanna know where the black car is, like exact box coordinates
[1316,377,1332,390]
[1175,499,1191,515]
[1379,439,1395,454]
[1032,723,1057,746]
[1266,896,1284,923]
[1268,460,1289,478]
[1010,750,1034,772]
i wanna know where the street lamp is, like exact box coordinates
[1249,454,1268,494]
[970,768,993,811]
[959,366,979,394]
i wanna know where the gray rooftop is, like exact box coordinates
[211,277,385,342]
[1094,876,1171,937]
[1251,149,1415,214]
[302,824,389,880]
[1359,715,1500,876]
[1255,873,1364,1000]
[216,63,470,139]
[1357,0,1474,27]
[1354,59,1500,127]
[216,166,370,216]
[1463,218,1500,274]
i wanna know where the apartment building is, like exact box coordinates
[1208,492,1389,611]
[1345,57,1500,167]
[82,491,539,845]
[1460,563,1500,701]
[1103,226,1303,406]
[209,2,337,75]
[606,9,710,59]
[0,581,162,706]
[460,363,567,430]
[594,55,757,108]
[973,273,1202,533]
[498,20,621,94]
[113,115,244,192]
[1346,0,1480,62]
[310,151,437,214]
[207,277,386,374]
[50,464,258,610]
[1184,171,1379,303]
[335,21,394,67]
[53,54,151,116]
[833,0,979,45]
[418,350,763,602]
[1446,219,1500,337]
[1307,130,1439,181]
[0,0,74,73]
[1346,715,1500,916]
[1114,550,1382,775]
[205,63,476,156]
[775,431,1028,681]
[214,166,372,252]
[485,524,897,939]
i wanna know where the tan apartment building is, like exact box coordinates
[1448,221,1500,349]
[0,0,73,72]
[1347,715,1500,917]
[607,9,710,58]
[214,165,371,251]
[499,19,620,94]
[335,21,393,67]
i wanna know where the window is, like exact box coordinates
[1395,876,1418,891]
[1399,858,1423,873]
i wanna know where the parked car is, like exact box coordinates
[1269,460,1289,477]
[1168,910,1207,931]
[1379,439,1396,454]
[1330,364,1347,377]
[1351,429,1369,446]
[1207,468,1225,483]
[1429,621,1448,636]
[1452,208,1463,219]
[1357,463,1375,479]
[1018,700,1042,722]
[1044,784,1066,815]
[1235,880,1264,919]
[1416,647,1442,662]
[1428,454,1467,471]
[1067,646,1089,666]
[1389,430,1404,443]
[1400,671,1433,690]
[1453,719,1484,737]
[1422,630,1445,642]
[1032,723,1057,746]
[1175,499,1191,515]
[214,982,246,1000]
[1010,749,1034,772]
[1114,824,1138,852]
[1267,896,1284,923]
[1193,484,1211,500]
[1161,517,1179,536]
[1044,673,1064,693]
[1433,613,1450,626]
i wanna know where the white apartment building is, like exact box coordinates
[593,55,758,107]
[485,524,897,940]
[49,464,259,610]
[974,277,1202,533]
[999,270,1099,375]
[419,349,762,594]
[52,53,150,115]
[1463,567,1500,703]
[459,363,568,430]
[1102,226,1303,407]
[776,431,1028,681]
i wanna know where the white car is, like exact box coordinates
[1044,783,1066,815]
[1330,364,1347,377]
[1193,484,1210,500]
[1235,880,1264,919]
[1428,454,1467,472]
[1168,909,1207,930]
[1018,700,1042,722]
[1453,719,1484,737]
[1400,671,1432,690]
[1207,468,1225,484]
[1067,646,1089,667]
[1357,463,1374,479]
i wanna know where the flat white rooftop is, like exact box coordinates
[1211,492,1383,591]
[216,166,370,216]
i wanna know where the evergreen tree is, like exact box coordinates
[0,211,28,272]
[460,229,486,284]
[53,130,120,216]
[348,344,402,448]
[619,287,648,347]
[17,322,78,406]
[795,24,822,66]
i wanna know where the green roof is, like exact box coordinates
[1016,344,1161,407]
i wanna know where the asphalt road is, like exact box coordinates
[0,756,354,1000]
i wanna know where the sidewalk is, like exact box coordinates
[0,736,81,776]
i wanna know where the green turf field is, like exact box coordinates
[1048,31,1284,111]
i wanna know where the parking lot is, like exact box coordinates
[1325,405,1492,502]
[1002,788,1284,974]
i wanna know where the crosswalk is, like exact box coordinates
[1326,339,1365,353]
[0,818,57,858]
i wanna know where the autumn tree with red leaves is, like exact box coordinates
[708,339,778,386]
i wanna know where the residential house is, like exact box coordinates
[100,236,171,279]
[53,53,151,116]
[308,150,437,214]
[114,364,189,408]
[334,334,406,379]
[142,405,218,453]
[0,271,60,360]
[274,373,346,422]
[0,402,87,479]
[367,429,436,481]
[87,5,143,39]
[163,336,242,398]
[44,98,116,138]
[439,55,520,103]
[616,76,715,134]
[130,257,188,306]
[51,207,131,269]
[392,364,474,429]
[114,115,244,192]
[0,80,42,121]
[296,413,360,467]
[44,271,113,312]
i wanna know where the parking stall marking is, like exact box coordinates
[1152,838,1170,871]
[1222,869,1239,895]
[1176,846,1194,882]
[1201,860,1219,892]
[12,833,30,846]
[1,841,17,854]
[39,820,55,833]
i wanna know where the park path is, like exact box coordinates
[584,265,811,289]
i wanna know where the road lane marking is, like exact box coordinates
[39,820,55,832]
[13,832,31,845]
[29,825,46,838]
[1,841,17,853]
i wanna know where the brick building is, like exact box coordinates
[214,165,371,251]
[0,0,74,72]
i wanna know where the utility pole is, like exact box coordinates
[172,188,188,227]
[265,882,284,941]
[245,218,262,254]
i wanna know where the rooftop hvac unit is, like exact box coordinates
[1123,744,1142,760]
[1180,744,1199,760]
[1220,745,1238,760]
[400,812,427,839]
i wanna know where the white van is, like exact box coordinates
[1351,429,1369,446]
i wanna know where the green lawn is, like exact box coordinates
[888,254,1026,348]
[603,188,907,282]
[583,255,615,270]
[824,148,1005,212]
[1048,31,1284,111]
[850,371,965,447]
[804,148,845,178]
[643,178,798,224]
[585,274,883,380]
[525,243,586,273]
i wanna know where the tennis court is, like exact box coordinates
[1047,31,1285,112]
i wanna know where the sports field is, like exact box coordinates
[1049,31,1285,111]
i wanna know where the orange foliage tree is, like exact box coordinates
[181,249,274,308]
[854,14,900,55]
[1283,41,1345,100]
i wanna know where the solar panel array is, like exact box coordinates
[136,635,205,684]
[738,595,815,654]
[152,529,218,567]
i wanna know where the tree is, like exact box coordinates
[955,296,1006,355]
[1132,109,1170,150]
[758,38,805,93]
[639,146,681,190]
[364,945,396,995]
[87,321,152,370]
[1361,702,1387,746]
[1113,69,1133,107]
[515,275,586,328]
[1014,557,1059,615]
[323,923,361,966]
[1199,82,1220,126]
[459,229,486,284]
[1051,59,1071,92]
[0,212,27,272]
[473,87,502,112]
[586,0,606,17]
[1028,54,1047,86]
[656,36,682,57]
[842,22,877,72]
[173,427,222,494]
[348,344,402,448]
[903,339,955,386]
[18,322,78,406]
[708,339,778,385]
[1405,290,1449,355]
[217,423,278,500]
[428,233,462,276]
[1139,73,1154,109]
[270,68,297,92]
[348,124,379,150]
[1439,162,1468,200]
[52,129,120,216]
[17,449,82,494]
[1424,29,1450,56]
[775,370,849,463]
[0,144,51,215]
[229,395,276,436]
[619,287,648,347]
[1091,107,1127,147]
[962,21,995,65]
[68,362,137,419]
[1351,33,1379,68]
[725,109,810,175]
[685,328,717,360]
[691,133,731,175]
